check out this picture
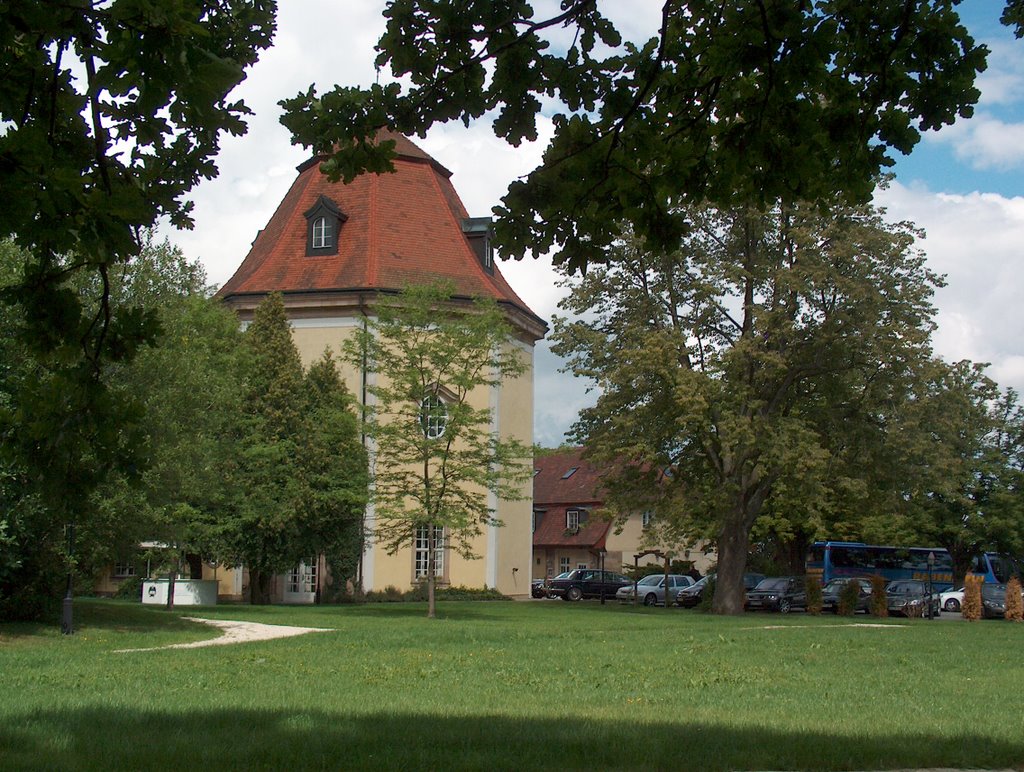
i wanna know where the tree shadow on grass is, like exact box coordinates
[2,707,1021,771]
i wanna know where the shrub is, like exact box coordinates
[360,584,510,603]
[698,577,716,612]
[962,574,983,621]
[838,579,861,616]
[113,575,143,601]
[804,577,822,615]
[1005,576,1023,622]
[869,575,888,617]
[435,585,510,601]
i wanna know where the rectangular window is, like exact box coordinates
[577,562,588,570]
[642,510,654,529]
[559,556,570,573]
[288,559,317,594]
[414,525,445,579]
[566,509,581,530]
[114,562,135,578]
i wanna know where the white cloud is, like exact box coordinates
[975,39,1024,107]
[876,183,1024,395]
[927,112,1024,170]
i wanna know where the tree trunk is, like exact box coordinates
[427,525,437,619]
[249,569,273,605]
[713,516,751,615]
[185,553,203,579]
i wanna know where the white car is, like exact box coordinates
[615,574,694,606]
[939,586,965,613]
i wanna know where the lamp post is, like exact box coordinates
[61,522,75,635]
[927,551,935,620]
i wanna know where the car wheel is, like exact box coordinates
[566,586,583,602]
[643,593,657,607]
[779,599,792,614]
[944,598,961,612]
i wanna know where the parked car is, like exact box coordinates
[821,577,873,614]
[675,573,766,608]
[546,568,633,601]
[745,576,807,613]
[616,574,694,606]
[939,586,965,613]
[981,583,1009,618]
[980,582,1024,619]
[885,580,940,617]
[531,571,570,599]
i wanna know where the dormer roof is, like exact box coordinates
[217,130,546,341]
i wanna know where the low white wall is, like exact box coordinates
[142,579,218,606]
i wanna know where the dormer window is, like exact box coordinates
[462,217,494,275]
[304,195,347,256]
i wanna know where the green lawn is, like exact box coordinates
[1,599,1022,770]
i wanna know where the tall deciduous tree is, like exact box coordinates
[83,239,251,584]
[282,1,993,273]
[552,201,940,613]
[346,283,532,618]
[893,361,1024,584]
[0,2,275,625]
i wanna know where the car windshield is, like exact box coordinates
[754,578,789,591]
[553,572,570,580]
[636,575,662,587]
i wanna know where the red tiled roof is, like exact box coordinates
[216,130,544,336]
[533,448,611,549]
[533,447,607,506]
[533,506,611,550]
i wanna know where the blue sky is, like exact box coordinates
[168,2,1024,447]
[893,1,1024,198]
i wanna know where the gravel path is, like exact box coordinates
[115,617,333,652]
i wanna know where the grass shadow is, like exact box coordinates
[2,707,1020,771]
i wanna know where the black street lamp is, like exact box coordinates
[61,522,75,635]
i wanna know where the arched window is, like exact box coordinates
[420,394,447,439]
[312,216,331,249]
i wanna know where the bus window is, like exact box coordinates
[986,554,1016,583]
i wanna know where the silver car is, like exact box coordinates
[616,574,694,606]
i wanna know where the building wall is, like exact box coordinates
[286,315,536,597]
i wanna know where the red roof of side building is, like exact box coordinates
[533,448,612,550]
[216,130,545,339]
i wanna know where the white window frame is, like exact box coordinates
[642,510,654,529]
[420,394,448,439]
[414,525,445,580]
[312,216,331,249]
[287,558,317,594]
[114,562,136,578]
[566,508,584,530]
[559,556,571,573]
